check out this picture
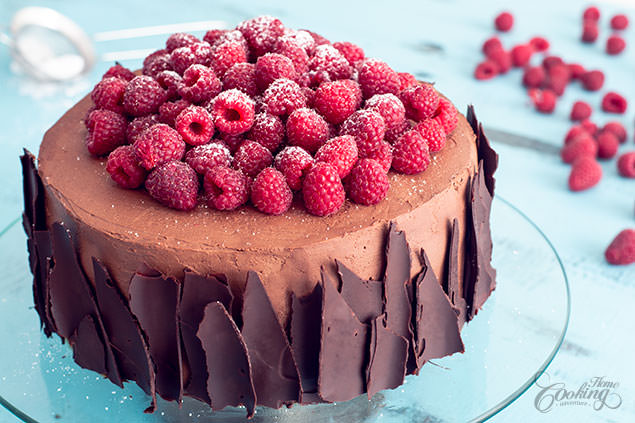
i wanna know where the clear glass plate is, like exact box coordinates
[0,196,570,423]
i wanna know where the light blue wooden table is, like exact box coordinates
[0,0,633,421]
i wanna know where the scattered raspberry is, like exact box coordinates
[365,94,406,131]
[606,35,626,55]
[392,130,431,175]
[255,53,298,91]
[522,66,546,88]
[433,97,458,134]
[564,125,589,145]
[529,88,557,114]
[358,58,400,99]
[175,106,214,146]
[158,99,190,127]
[145,161,198,211]
[134,124,186,170]
[597,131,619,159]
[581,20,599,43]
[340,109,386,156]
[488,49,512,73]
[91,77,127,113]
[211,40,248,77]
[126,114,160,144]
[103,63,136,81]
[185,142,232,175]
[222,62,257,97]
[602,92,628,114]
[494,11,514,32]
[545,64,570,96]
[204,166,250,211]
[583,6,600,22]
[155,70,183,101]
[262,78,307,116]
[542,56,564,71]
[360,140,392,173]
[237,16,285,57]
[529,36,550,52]
[474,61,499,80]
[510,44,533,67]
[568,156,602,192]
[274,146,314,190]
[123,76,167,117]
[106,145,148,189]
[233,140,273,177]
[314,79,362,124]
[570,101,592,121]
[605,229,635,265]
[85,109,127,156]
[561,134,597,163]
[315,135,358,179]
[580,119,598,136]
[399,84,440,121]
[346,159,390,206]
[602,122,627,143]
[333,41,365,66]
[309,44,354,81]
[166,32,199,52]
[617,152,635,177]
[568,63,586,80]
[302,162,345,216]
[286,108,330,154]
[142,50,172,78]
[250,167,293,215]
[397,72,418,90]
[384,120,411,144]
[414,118,446,153]
[211,89,256,135]
[610,14,629,30]
[178,64,221,104]
[247,112,285,152]
[482,37,503,57]
[274,36,310,74]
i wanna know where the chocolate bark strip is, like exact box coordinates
[241,271,300,408]
[34,230,54,336]
[129,271,183,403]
[318,269,368,403]
[365,314,408,398]
[414,249,464,372]
[92,258,156,400]
[179,271,233,404]
[290,282,322,398]
[337,259,383,324]
[70,315,107,375]
[197,301,256,417]
[446,218,467,327]
[466,105,499,197]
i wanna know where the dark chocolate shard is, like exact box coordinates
[318,269,368,402]
[414,249,464,370]
[179,270,233,404]
[20,150,46,232]
[446,218,467,327]
[93,258,155,398]
[365,314,408,398]
[34,230,55,336]
[466,105,498,197]
[70,314,107,375]
[197,301,256,417]
[337,259,383,324]
[241,271,300,408]
[129,271,183,403]
[290,283,322,396]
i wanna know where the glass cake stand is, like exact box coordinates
[0,196,570,423]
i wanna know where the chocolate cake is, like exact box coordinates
[21,16,498,417]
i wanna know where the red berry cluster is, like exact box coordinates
[87,16,457,216]
[581,6,629,55]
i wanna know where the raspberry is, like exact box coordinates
[365,94,406,131]
[175,105,214,146]
[233,140,273,177]
[106,145,147,189]
[606,35,626,55]
[155,70,183,101]
[314,79,362,124]
[605,229,635,265]
[345,159,390,206]
[568,156,602,192]
[414,118,446,153]
[399,84,439,122]
[360,140,392,173]
[204,166,250,211]
[286,108,330,154]
[178,64,221,104]
[340,109,386,156]
[145,161,198,211]
[309,45,354,81]
[482,37,503,57]
[262,78,307,116]
[274,146,314,190]
[298,70,330,89]
[397,72,418,90]
[142,51,172,78]
[247,112,285,152]
[203,29,226,46]
[602,92,628,114]
[391,130,431,174]
[91,77,127,113]
[222,63,257,97]
[610,14,629,30]
[211,40,248,77]
[542,55,564,71]
[617,152,635,177]
[274,36,309,74]
[134,124,186,170]
[255,53,297,91]
[123,76,167,117]
[561,134,597,163]
[127,114,160,144]
[510,44,533,67]
[358,58,400,99]
[250,167,293,215]
[169,46,197,75]
[489,49,512,74]
[158,99,190,127]
[474,61,499,80]
[85,109,127,156]
[494,11,514,32]
[597,131,619,159]
[581,21,599,43]
[433,97,458,135]
[333,41,365,66]
[283,30,316,55]
[302,87,316,108]
[564,125,589,145]
[580,119,598,136]
[166,33,199,52]
[219,133,245,154]
[545,64,570,96]
[103,63,136,81]
[214,30,249,52]
[568,63,586,80]
[237,16,285,57]
[529,36,550,52]
[303,29,330,48]
[315,135,358,179]
[570,101,592,121]
[602,122,627,143]
[185,142,232,175]
[191,42,214,66]
[212,89,256,135]
[302,162,345,216]
[529,88,557,114]
[583,6,600,22]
